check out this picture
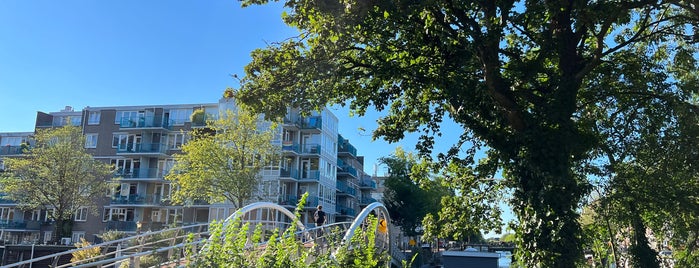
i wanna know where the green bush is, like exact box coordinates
[183,193,399,268]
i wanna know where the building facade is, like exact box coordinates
[0,100,376,244]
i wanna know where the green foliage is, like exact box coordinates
[0,125,113,242]
[235,0,699,266]
[185,193,393,268]
[379,147,449,237]
[70,238,102,264]
[166,99,280,208]
[98,230,127,242]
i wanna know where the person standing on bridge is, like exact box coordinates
[314,205,326,227]
[314,205,326,240]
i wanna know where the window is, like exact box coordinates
[103,208,134,222]
[44,231,53,244]
[112,134,128,148]
[72,232,86,243]
[87,111,101,125]
[115,111,141,125]
[168,133,185,149]
[45,208,56,222]
[85,134,98,148]
[169,109,192,125]
[151,210,162,222]
[167,209,182,224]
[31,210,41,221]
[1,136,24,146]
[74,207,88,222]
[209,208,227,221]
[0,207,15,222]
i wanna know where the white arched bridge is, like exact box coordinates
[4,202,406,268]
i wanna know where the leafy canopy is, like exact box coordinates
[0,125,113,241]
[166,99,280,209]
[235,0,699,266]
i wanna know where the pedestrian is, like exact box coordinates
[314,205,326,227]
[314,205,326,240]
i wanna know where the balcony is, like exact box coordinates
[299,170,320,181]
[336,181,357,196]
[301,144,321,155]
[335,205,355,216]
[0,220,41,230]
[106,221,138,232]
[337,134,357,158]
[119,116,172,130]
[116,143,168,155]
[360,179,377,189]
[114,168,166,179]
[0,195,15,204]
[338,164,358,178]
[279,195,298,206]
[360,197,377,205]
[0,145,25,155]
[279,168,300,181]
[304,196,319,208]
[281,141,300,154]
[110,194,167,205]
[299,116,322,132]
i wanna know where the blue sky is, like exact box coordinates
[0,0,464,175]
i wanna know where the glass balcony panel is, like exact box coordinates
[120,116,172,129]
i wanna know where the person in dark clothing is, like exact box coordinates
[314,205,326,227]
[314,205,326,241]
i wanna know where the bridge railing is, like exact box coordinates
[7,202,403,267]
[3,223,208,268]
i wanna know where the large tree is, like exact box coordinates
[236,0,699,266]
[0,125,113,243]
[166,97,280,209]
[379,147,449,237]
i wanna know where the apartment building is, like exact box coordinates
[0,99,376,244]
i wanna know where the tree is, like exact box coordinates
[236,1,699,266]
[0,125,113,243]
[166,98,280,209]
[379,147,448,237]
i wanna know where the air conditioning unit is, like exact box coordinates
[60,237,72,245]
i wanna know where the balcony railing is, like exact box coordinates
[299,170,320,181]
[106,221,138,232]
[338,164,358,178]
[360,197,378,204]
[337,134,357,157]
[300,116,322,130]
[336,181,357,196]
[119,116,172,129]
[110,194,167,205]
[279,195,298,206]
[304,196,319,208]
[280,168,300,180]
[116,143,168,154]
[114,168,167,179]
[0,220,41,230]
[301,144,321,154]
[281,142,300,154]
[0,145,25,155]
[335,205,355,216]
[360,179,377,189]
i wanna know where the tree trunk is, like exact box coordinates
[629,205,659,268]
[511,130,585,267]
[53,218,74,245]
